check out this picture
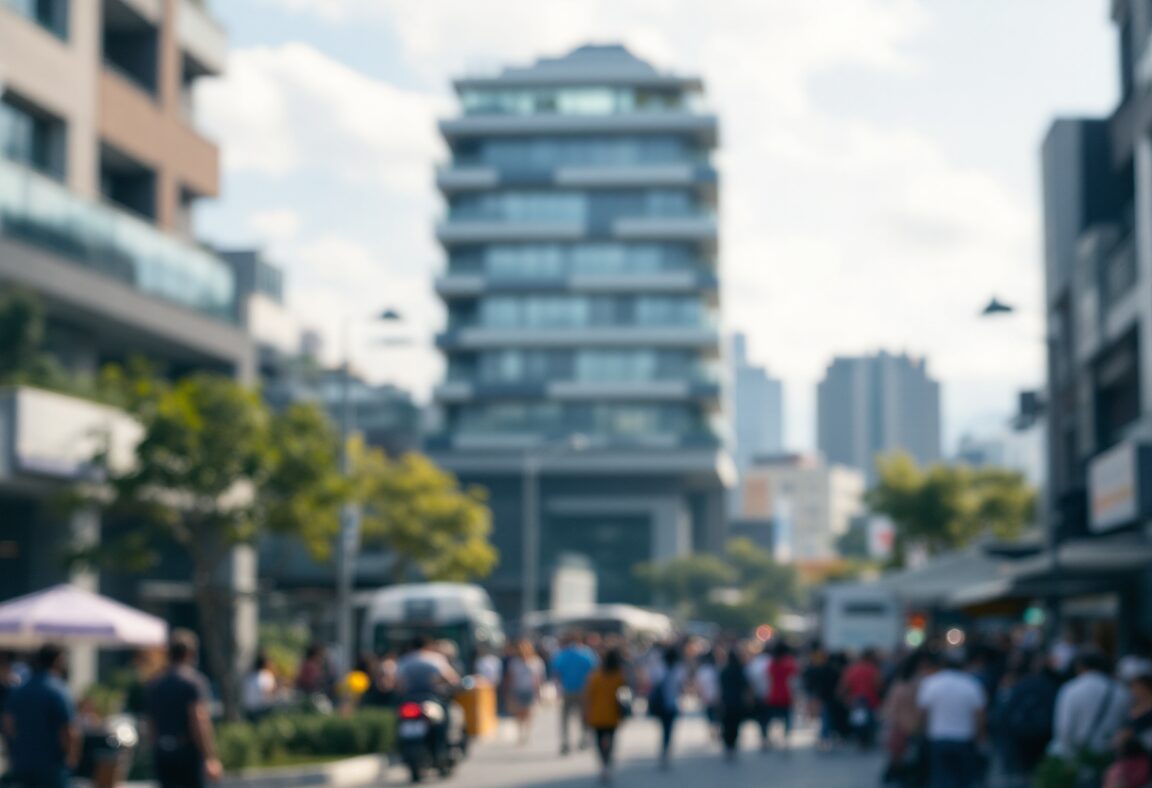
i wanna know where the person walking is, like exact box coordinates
[764,641,798,751]
[1,644,79,788]
[552,632,598,755]
[146,630,222,788]
[506,639,545,746]
[584,648,629,785]
[719,646,752,762]
[998,652,1057,785]
[241,653,277,722]
[881,651,927,785]
[917,651,987,788]
[1103,672,1152,788]
[841,648,883,749]
[648,644,687,770]
[695,648,722,742]
[1050,651,1129,784]
[744,642,772,750]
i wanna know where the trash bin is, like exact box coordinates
[455,678,498,738]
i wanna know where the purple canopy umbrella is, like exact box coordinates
[0,584,167,648]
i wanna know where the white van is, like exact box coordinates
[818,584,902,654]
[362,583,505,671]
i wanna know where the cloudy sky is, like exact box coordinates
[196,0,1117,452]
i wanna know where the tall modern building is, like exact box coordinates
[730,333,784,511]
[431,45,731,617]
[0,0,255,685]
[1027,0,1152,650]
[817,351,941,481]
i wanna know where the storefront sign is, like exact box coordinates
[1090,442,1151,532]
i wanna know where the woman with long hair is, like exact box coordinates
[648,644,687,770]
[506,639,546,745]
[584,648,629,785]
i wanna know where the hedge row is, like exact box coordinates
[216,709,396,772]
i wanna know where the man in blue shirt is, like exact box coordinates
[2,643,79,788]
[551,632,598,755]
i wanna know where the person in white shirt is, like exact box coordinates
[744,645,771,750]
[242,654,277,721]
[474,646,503,688]
[917,651,986,788]
[1050,651,1129,760]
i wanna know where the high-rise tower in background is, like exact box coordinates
[730,333,783,511]
[817,351,941,481]
[431,45,730,617]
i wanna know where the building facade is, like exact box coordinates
[431,45,731,618]
[0,0,255,684]
[817,351,942,482]
[730,332,784,512]
[1032,0,1152,648]
[741,454,864,561]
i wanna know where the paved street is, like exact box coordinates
[381,704,885,786]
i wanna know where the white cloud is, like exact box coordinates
[247,209,302,244]
[197,43,447,193]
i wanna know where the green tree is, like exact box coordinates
[633,539,798,633]
[0,288,65,385]
[356,447,497,584]
[867,452,1036,565]
[91,373,345,719]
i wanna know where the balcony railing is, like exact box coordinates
[0,158,237,322]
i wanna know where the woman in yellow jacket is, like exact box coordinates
[584,648,628,785]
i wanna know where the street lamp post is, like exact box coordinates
[979,296,1063,641]
[520,434,588,619]
[335,308,403,672]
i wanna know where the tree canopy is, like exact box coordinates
[866,452,1036,565]
[634,538,798,633]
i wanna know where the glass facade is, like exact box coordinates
[450,242,702,277]
[449,189,700,223]
[454,135,704,169]
[0,95,66,180]
[460,86,701,117]
[2,0,69,39]
[449,349,720,385]
[0,158,237,322]
[437,49,721,449]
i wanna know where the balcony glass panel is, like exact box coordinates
[460,87,700,117]
[450,242,703,277]
[453,135,706,169]
[449,189,701,223]
[0,159,236,322]
[2,0,69,39]
[454,401,715,440]
[454,349,720,385]
[471,294,711,330]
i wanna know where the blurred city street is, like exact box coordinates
[384,705,884,787]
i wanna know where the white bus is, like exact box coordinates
[818,584,902,655]
[362,583,505,671]
[522,604,676,647]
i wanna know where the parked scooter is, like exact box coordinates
[396,694,467,783]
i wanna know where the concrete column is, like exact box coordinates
[1135,135,1152,417]
[68,507,100,695]
[220,544,258,682]
[650,498,690,561]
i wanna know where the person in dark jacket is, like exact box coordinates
[719,646,752,761]
[1000,653,1057,783]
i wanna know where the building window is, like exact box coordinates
[2,0,69,39]
[1094,329,1141,450]
[102,0,159,95]
[99,142,157,220]
[0,93,67,180]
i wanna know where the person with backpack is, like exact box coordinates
[647,644,687,770]
[1048,650,1129,783]
[999,652,1058,785]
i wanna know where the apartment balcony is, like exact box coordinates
[439,112,718,146]
[178,0,228,76]
[0,387,141,483]
[434,379,721,403]
[436,163,717,193]
[436,219,586,244]
[435,270,719,297]
[613,215,718,241]
[436,325,721,350]
[0,158,237,323]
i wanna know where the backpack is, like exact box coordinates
[1005,680,1054,741]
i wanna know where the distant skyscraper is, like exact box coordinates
[817,351,941,481]
[730,333,783,510]
[430,45,730,617]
